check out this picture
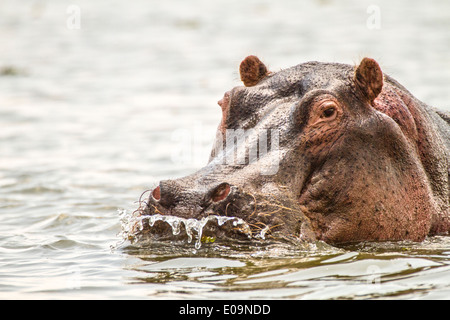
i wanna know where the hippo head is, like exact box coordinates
[135,56,446,245]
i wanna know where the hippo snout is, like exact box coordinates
[139,174,315,244]
[148,180,237,219]
[153,180,231,206]
[139,178,286,243]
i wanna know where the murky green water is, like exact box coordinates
[1,0,450,299]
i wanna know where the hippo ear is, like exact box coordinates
[239,55,269,87]
[354,58,383,103]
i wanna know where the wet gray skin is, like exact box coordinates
[136,56,450,245]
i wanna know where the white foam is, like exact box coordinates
[120,210,253,249]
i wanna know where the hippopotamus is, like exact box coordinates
[134,56,450,245]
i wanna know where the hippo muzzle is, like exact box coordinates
[139,158,315,244]
[130,55,450,246]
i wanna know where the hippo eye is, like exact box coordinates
[322,107,336,119]
[308,99,341,126]
[306,96,341,127]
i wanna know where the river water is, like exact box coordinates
[1,0,450,299]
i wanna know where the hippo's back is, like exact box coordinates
[428,108,450,151]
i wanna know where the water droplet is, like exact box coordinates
[120,212,254,248]
[257,225,270,240]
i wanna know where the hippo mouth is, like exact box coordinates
[123,187,314,248]
[128,213,257,249]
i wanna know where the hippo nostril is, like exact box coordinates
[152,186,161,201]
[211,183,231,203]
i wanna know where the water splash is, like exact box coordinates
[119,209,254,249]
[256,225,270,240]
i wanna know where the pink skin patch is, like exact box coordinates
[373,86,418,141]
[152,186,161,201]
[217,91,231,135]
[211,183,231,203]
